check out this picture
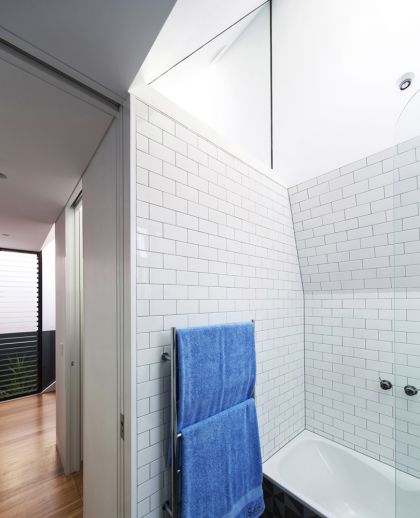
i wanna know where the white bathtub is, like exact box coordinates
[263,430,420,518]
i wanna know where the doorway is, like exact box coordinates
[0,41,132,516]
[0,245,83,516]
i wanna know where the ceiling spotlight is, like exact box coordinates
[400,78,412,91]
[397,73,415,92]
[0,172,7,179]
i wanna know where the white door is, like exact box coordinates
[74,198,83,464]
[82,119,122,518]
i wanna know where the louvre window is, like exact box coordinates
[0,250,40,400]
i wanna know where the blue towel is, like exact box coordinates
[181,398,264,518]
[176,322,255,430]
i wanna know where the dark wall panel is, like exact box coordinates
[263,477,322,518]
[41,330,56,390]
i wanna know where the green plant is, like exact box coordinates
[0,355,37,399]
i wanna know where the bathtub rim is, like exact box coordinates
[262,429,399,518]
[263,430,332,518]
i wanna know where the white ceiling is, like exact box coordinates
[0,57,112,251]
[0,0,178,251]
[134,0,267,87]
[140,4,270,166]
[272,0,420,186]
[3,0,418,228]
[135,0,420,188]
[0,0,176,101]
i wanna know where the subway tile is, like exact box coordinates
[138,118,162,143]
[149,140,175,165]
[175,123,198,146]
[149,108,175,133]
[136,99,420,503]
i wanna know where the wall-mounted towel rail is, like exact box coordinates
[162,320,256,518]
[162,326,180,517]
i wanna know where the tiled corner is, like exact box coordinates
[289,140,420,476]
[135,99,305,517]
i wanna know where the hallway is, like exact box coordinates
[0,393,83,518]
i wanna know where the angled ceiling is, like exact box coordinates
[134,0,420,188]
[272,0,420,186]
[0,57,112,251]
[0,0,176,101]
[137,4,270,166]
[134,0,267,86]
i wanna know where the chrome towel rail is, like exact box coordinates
[161,320,255,517]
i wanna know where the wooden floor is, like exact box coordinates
[0,393,83,518]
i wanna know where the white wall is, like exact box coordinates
[149,3,271,167]
[137,0,267,85]
[134,95,304,517]
[41,225,55,331]
[289,136,420,477]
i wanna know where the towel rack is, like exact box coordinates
[161,320,255,518]
[162,326,180,517]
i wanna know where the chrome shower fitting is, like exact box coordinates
[379,378,392,390]
[404,385,418,396]
[399,78,412,91]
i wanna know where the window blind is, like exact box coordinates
[0,250,40,400]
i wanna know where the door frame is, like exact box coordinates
[57,107,133,517]
[0,41,134,517]
[64,105,134,517]
[65,186,83,474]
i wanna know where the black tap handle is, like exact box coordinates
[379,379,392,390]
[404,385,418,396]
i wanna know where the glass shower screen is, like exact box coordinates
[394,88,420,518]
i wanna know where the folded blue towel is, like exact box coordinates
[181,398,264,518]
[176,322,255,430]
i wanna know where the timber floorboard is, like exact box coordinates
[0,393,83,517]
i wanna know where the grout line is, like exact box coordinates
[287,188,307,431]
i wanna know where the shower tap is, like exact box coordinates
[379,378,392,390]
[404,385,418,396]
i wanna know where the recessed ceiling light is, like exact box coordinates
[400,79,412,91]
[0,172,7,179]
[397,72,415,92]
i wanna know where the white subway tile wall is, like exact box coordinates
[135,98,304,517]
[289,136,420,477]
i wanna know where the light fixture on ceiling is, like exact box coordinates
[400,79,412,91]
[0,172,7,179]
[397,73,415,92]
